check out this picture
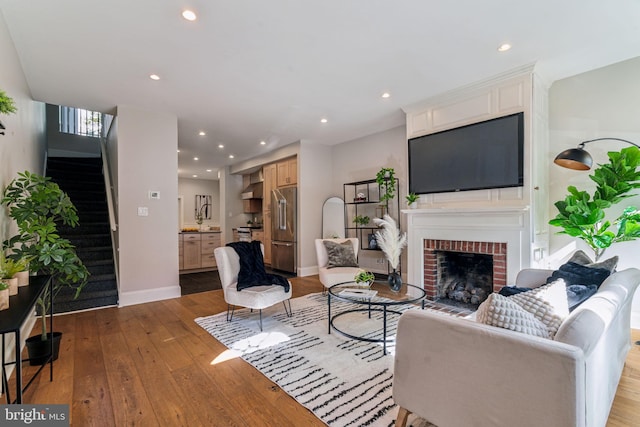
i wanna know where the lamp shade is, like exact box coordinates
[553,147,593,170]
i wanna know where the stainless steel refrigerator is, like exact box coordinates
[271,187,296,273]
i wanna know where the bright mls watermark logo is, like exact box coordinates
[1,405,69,426]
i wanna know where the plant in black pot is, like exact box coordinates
[2,171,89,365]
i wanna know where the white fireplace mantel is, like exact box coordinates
[403,207,533,289]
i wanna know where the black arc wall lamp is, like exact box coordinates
[554,137,640,170]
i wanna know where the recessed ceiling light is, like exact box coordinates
[497,43,512,52]
[218,144,224,149]
[320,118,328,124]
[260,140,266,145]
[149,74,160,80]
[198,131,206,136]
[206,169,212,172]
[192,174,198,178]
[229,154,234,159]
[381,92,391,99]
[177,149,180,153]
[194,157,199,161]
[182,10,197,21]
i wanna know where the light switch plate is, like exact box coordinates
[149,191,160,199]
[137,207,149,216]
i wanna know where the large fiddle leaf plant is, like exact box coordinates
[549,146,640,261]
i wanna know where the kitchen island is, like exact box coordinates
[179,230,221,273]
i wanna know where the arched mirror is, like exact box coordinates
[322,197,345,238]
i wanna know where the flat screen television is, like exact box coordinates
[408,112,524,194]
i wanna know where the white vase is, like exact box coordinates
[6,277,18,296]
[409,202,418,209]
[0,288,8,310]
[14,270,30,287]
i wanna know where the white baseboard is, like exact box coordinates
[298,266,319,277]
[118,285,181,307]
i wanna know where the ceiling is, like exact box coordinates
[2,1,639,180]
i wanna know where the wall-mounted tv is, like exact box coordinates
[408,112,524,194]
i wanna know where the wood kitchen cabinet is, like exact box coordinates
[276,157,297,187]
[243,198,262,213]
[201,232,221,268]
[262,163,277,264]
[182,233,201,270]
[179,232,221,272]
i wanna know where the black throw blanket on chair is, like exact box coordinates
[227,241,290,292]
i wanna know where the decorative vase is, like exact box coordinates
[14,270,29,287]
[0,288,8,310]
[6,277,18,296]
[388,269,402,292]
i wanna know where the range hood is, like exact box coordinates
[241,182,263,199]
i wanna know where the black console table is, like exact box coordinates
[0,275,53,403]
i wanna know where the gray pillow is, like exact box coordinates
[568,250,618,274]
[323,240,358,268]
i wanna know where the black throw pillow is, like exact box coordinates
[545,261,611,288]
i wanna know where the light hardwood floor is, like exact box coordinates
[6,275,640,426]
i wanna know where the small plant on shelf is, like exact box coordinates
[376,167,396,202]
[353,215,370,226]
[354,270,375,287]
[406,193,419,206]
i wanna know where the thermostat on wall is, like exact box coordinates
[149,191,160,199]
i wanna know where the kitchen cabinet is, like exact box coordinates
[182,233,201,270]
[178,234,184,269]
[179,232,221,272]
[243,198,262,213]
[201,232,221,268]
[262,163,277,264]
[252,230,264,243]
[276,157,297,187]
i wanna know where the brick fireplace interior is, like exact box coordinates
[423,239,507,309]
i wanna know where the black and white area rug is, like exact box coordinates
[195,292,440,427]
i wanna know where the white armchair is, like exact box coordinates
[214,245,292,331]
[315,238,360,292]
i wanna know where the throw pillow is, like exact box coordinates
[546,261,611,289]
[476,293,550,338]
[323,240,358,268]
[508,279,569,338]
[568,250,618,274]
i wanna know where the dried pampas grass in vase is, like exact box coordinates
[373,214,407,291]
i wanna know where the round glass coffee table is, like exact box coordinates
[328,280,426,355]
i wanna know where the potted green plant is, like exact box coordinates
[376,167,396,203]
[2,171,89,364]
[0,279,8,310]
[354,270,375,287]
[0,253,27,295]
[353,215,370,226]
[0,88,17,115]
[406,193,419,208]
[549,146,640,261]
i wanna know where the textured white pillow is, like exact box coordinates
[476,293,550,338]
[509,279,569,338]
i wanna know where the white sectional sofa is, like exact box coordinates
[393,267,640,427]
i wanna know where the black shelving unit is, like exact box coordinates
[343,178,400,254]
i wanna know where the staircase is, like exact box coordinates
[46,157,119,313]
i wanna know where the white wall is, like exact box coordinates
[0,9,46,388]
[548,56,640,326]
[178,177,220,229]
[298,141,333,275]
[331,126,408,274]
[115,105,180,306]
